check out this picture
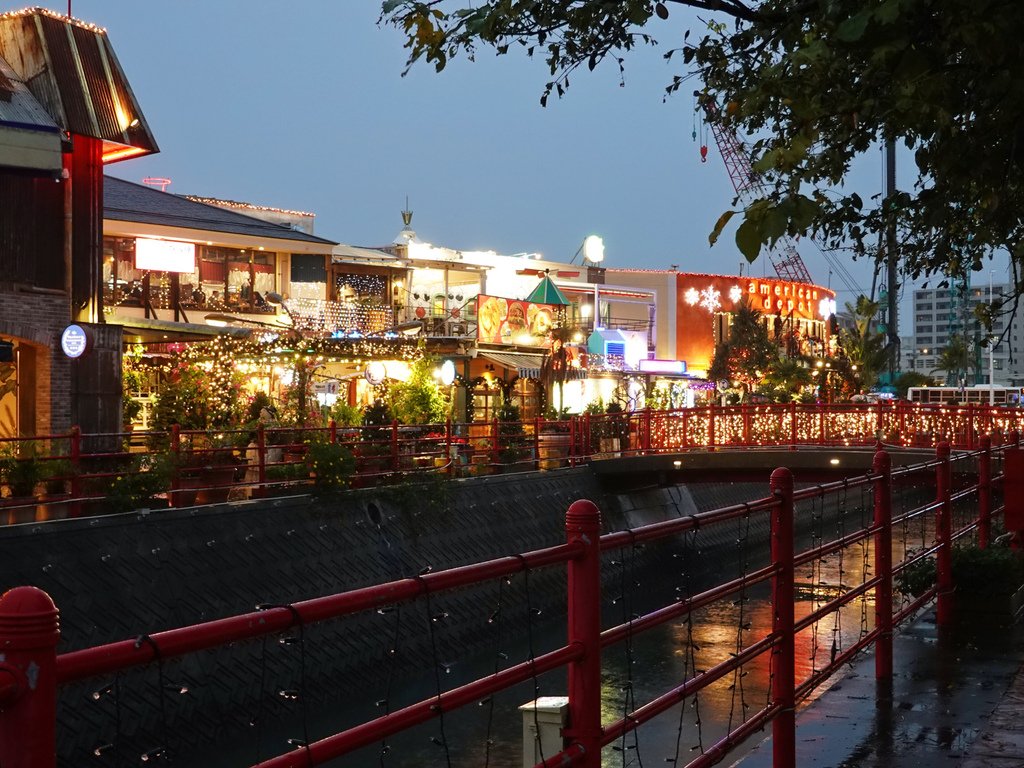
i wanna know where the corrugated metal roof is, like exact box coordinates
[0,9,157,156]
[0,52,59,132]
[104,176,339,247]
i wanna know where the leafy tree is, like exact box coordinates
[383,0,1024,291]
[389,345,451,425]
[760,355,813,402]
[931,334,975,386]
[836,296,887,392]
[708,299,778,400]
[893,370,937,400]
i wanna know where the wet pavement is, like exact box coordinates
[732,607,1024,768]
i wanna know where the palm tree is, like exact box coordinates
[931,334,974,386]
[836,295,887,393]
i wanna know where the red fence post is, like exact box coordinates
[979,434,992,549]
[565,499,602,768]
[818,402,826,445]
[391,420,400,472]
[708,403,716,451]
[170,424,182,508]
[873,449,893,681]
[741,403,751,445]
[569,416,577,467]
[491,417,500,470]
[329,419,338,445]
[256,421,268,499]
[584,412,591,461]
[0,586,59,768]
[643,408,652,452]
[534,416,541,472]
[68,426,82,518]
[935,441,954,626]
[445,417,453,477]
[789,402,798,450]
[966,404,975,450]
[769,467,796,768]
[875,401,885,443]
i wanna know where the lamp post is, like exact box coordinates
[989,270,995,405]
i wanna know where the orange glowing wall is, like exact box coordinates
[674,273,835,373]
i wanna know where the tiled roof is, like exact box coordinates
[104,176,338,247]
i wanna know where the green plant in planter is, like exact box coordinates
[0,444,67,498]
[105,454,174,514]
[304,441,356,495]
[496,400,530,466]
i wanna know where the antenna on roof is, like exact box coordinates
[142,177,171,192]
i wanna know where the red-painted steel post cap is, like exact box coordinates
[0,586,59,651]
[565,499,601,530]
[936,441,951,459]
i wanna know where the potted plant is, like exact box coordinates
[105,453,174,514]
[496,400,531,470]
[896,542,1024,624]
[538,405,572,470]
[304,439,356,495]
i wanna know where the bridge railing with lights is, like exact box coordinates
[0,437,1009,767]
[0,401,1020,525]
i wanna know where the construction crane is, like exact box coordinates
[705,107,865,298]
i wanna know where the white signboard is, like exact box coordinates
[135,238,196,273]
[60,324,90,358]
[639,358,687,375]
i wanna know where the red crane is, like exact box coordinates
[706,111,814,284]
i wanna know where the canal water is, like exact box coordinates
[179,485,943,768]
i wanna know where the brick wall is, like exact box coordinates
[0,287,72,434]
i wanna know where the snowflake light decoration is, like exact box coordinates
[684,288,700,306]
[818,297,837,319]
[699,287,722,313]
[729,285,743,303]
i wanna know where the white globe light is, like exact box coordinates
[583,235,604,263]
[439,359,456,386]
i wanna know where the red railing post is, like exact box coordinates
[818,401,826,445]
[491,417,500,470]
[643,408,652,453]
[329,419,338,444]
[769,467,796,768]
[68,426,82,518]
[872,449,893,681]
[569,416,577,467]
[966,404,975,449]
[935,441,954,626]
[681,408,689,450]
[533,416,541,472]
[256,424,267,498]
[789,401,798,450]
[584,412,592,461]
[741,403,751,445]
[565,499,602,768]
[708,403,716,451]
[445,417,453,477]
[979,434,992,549]
[170,424,182,508]
[0,586,59,768]
[391,420,400,472]
[875,401,885,443]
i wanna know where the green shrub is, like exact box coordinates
[304,441,356,495]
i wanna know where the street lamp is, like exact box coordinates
[989,270,996,405]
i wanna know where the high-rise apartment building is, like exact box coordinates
[908,283,1021,385]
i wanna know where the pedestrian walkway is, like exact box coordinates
[731,608,1024,768]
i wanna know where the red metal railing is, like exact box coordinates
[0,436,1010,768]
[0,401,1019,524]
